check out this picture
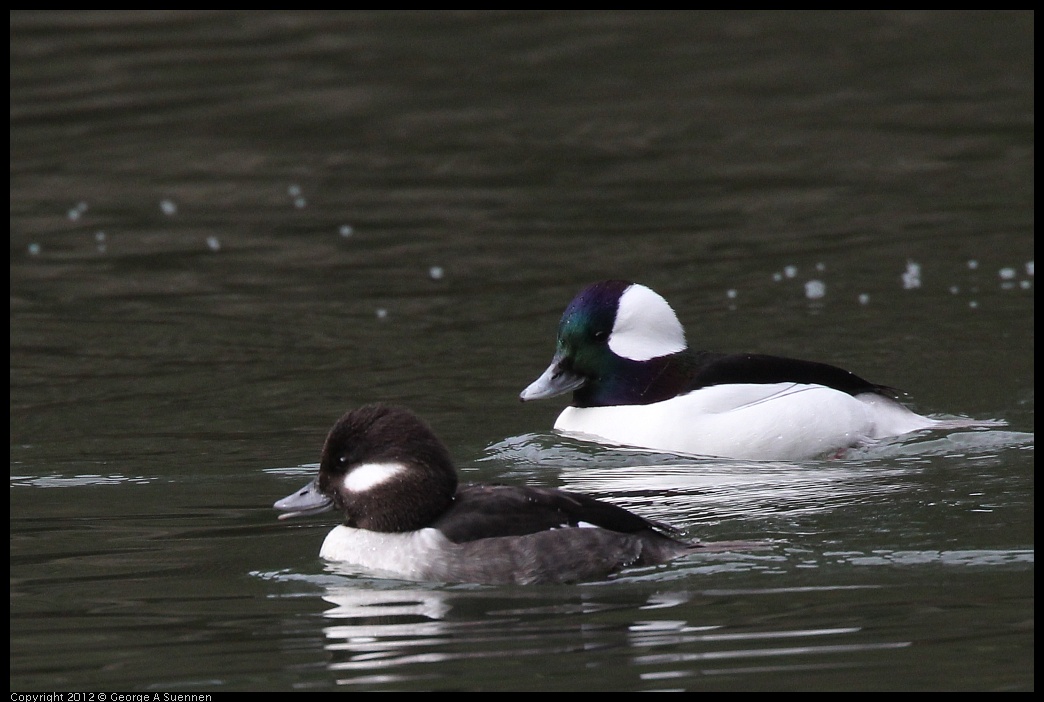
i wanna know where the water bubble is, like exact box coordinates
[999,267,1016,280]
[804,280,826,300]
[858,293,870,305]
[375,308,388,320]
[1026,261,1034,277]
[206,236,221,252]
[429,266,445,280]
[339,225,354,238]
[726,289,737,299]
[784,265,797,279]
[288,184,302,197]
[67,202,87,220]
[771,272,783,282]
[160,199,177,216]
[293,197,307,209]
[902,260,922,289]
[967,259,979,270]
[27,242,41,256]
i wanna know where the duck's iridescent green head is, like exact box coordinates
[520,280,687,406]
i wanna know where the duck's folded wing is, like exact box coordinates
[689,352,897,398]
[433,484,680,543]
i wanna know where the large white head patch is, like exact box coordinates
[608,284,687,361]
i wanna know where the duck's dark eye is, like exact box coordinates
[592,329,608,342]
[337,455,349,467]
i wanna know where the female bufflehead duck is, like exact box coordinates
[520,280,1001,461]
[274,404,703,585]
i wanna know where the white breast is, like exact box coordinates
[554,382,940,460]
[319,526,453,580]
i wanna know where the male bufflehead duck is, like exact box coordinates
[520,280,1001,461]
[274,404,703,585]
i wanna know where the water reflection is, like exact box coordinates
[841,549,1034,567]
[481,426,1032,529]
[260,569,927,688]
[10,472,157,487]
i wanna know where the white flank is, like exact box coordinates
[608,284,687,361]
[345,461,409,493]
[553,382,942,461]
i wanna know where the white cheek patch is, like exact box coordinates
[344,461,408,493]
[608,284,687,361]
